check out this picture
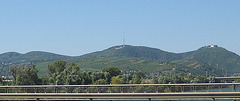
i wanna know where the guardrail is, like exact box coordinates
[0,83,239,93]
[0,83,240,101]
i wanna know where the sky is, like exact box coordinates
[0,0,240,56]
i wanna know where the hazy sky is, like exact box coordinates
[1,0,240,56]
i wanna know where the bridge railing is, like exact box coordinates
[0,83,239,93]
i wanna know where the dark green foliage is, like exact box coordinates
[48,61,67,74]
[132,71,146,84]
[39,77,49,85]
[120,74,133,84]
[95,79,107,84]
[47,61,123,85]
[102,66,121,77]
[134,71,146,79]
[153,74,209,84]
[48,61,82,85]
[8,60,214,85]
[111,76,123,84]
[10,65,40,85]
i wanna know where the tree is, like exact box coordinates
[48,61,82,85]
[11,65,39,85]
[152,77,158,84]
[80,72,92,85]
[104,72,111,84]
[48,61,67,75]
[132,71,146,84]
[121,74,133,84]
[95,79,107,85]
[111,76,122,84]
[102,66,121,77]
[135,71,146,79]
[68,63,80,72]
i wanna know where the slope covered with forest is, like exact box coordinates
[1,45,240,77]
[81,45,193,61]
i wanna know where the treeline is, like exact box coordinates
[0,61,217,85]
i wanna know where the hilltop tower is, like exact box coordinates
[123,32,126,47]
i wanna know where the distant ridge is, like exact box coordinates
[0,51,71,64]
[191,45,240,73]
[1,45,240,76]
[81,45,190,61]
[79,45,240,75]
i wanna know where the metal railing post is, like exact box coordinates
[234,84,237,92]
[34,87,36,93]
[194,86,196,92]
[6,87,8,93]
[207,86,209,92]
[181,86,184,92]
[168,86,171,92]
[44,87,46,93]
[219,85,222,92]
[155,86,158,93]
[54,87,57,93]
[143,86,146,93]
[132,86,134,93]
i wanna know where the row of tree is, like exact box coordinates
[4,60,216,85]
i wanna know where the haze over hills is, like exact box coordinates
[0,45,240,76]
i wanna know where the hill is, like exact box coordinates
[1,45,240,77]
[82,45,192,61]
[79,45,240,75]
[0,51,70,64]
[35,45,240,76]
[0,51,71,76]
[191,46,240,74]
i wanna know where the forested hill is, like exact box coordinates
[190,46,240,74]
[80,45,240,74]
[1,45,240,76]
[81,45,192,61]
[0,51,71,64]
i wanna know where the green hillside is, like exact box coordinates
[1,45,240,77]
[0,51,70,64]
[36,57,172,77]
[191,46,240,74]
[0,51,71,76]
[35,57,188,77]
[36,56,225,77]
[82,45,188,61]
